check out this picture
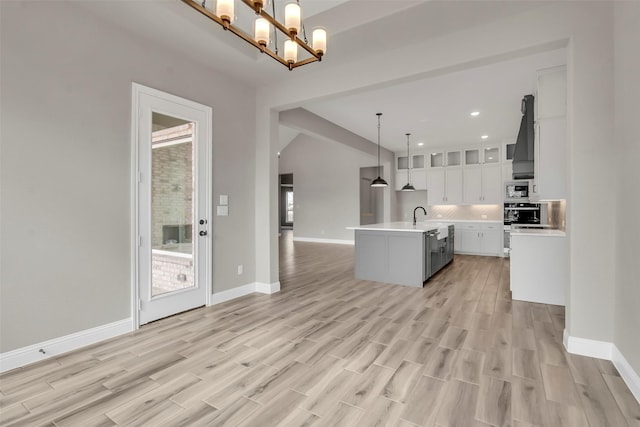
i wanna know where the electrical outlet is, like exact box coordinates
[237,264,243,275]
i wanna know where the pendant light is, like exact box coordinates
[371,113,388,187]
[401,133,416,191]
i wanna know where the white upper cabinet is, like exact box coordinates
[463,163,502,204]
[531,65,567,201]
[427,167,462,204]
[462,145,502,204]
[532,118,566,200]
[537,66,567,119]
[395,152,427,191]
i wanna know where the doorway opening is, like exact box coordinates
[359,166,383,225]
[280,173,294,230]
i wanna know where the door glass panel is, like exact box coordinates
[151,112,195,297]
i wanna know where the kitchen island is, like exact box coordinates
[347,221,454,287]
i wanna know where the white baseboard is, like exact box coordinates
[0,318,132,373]
[563,329,613,360]
[612,345,640,403]
[293,236,354,245]
[255,281,280,294]
[1,280,282,373]
[210,281,281,305]
[210,283,257,305]
[563,329,640,404]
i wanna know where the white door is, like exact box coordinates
[132,84,212,326]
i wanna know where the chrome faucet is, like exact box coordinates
[413,206,427,226]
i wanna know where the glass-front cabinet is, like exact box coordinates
[397,153,426,170]
[395,152,427,191]
[430,150,461,168]
[464,146,500,165]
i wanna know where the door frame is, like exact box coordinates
[130,83,213,330]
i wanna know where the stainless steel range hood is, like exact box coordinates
[512,94,535,180]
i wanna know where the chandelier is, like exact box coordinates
[181,0,327,70]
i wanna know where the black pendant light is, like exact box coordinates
[371,113,388,187]
[401,133,415,191]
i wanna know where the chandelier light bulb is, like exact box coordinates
[254,18,270,47]
[216,0,235,24]
[284,2,301,36]
[284,39,298,63]
[312,28,327,55]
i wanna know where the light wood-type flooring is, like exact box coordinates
[1,232,639,426]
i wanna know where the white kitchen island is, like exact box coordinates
[510,228,567,306]
[347,222,454,287]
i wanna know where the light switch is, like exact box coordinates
[217,205,229,216]
[219,195,228,206]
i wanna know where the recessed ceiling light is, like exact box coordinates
[417,142,424,146]
[470,111,480,117]
[481,135,489,139]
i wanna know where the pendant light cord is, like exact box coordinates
[406,133,411,183]
[377,113,382,176]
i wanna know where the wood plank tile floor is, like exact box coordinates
[2,232,639,426]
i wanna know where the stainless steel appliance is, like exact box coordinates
[503,202,541,255]
[505,181,531,202]
[424,225,454,279]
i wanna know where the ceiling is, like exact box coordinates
[78,0,565,153]
[301,48,566,152]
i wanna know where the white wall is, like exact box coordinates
[614,1,640,377]
[278,134,381,242]
[0,2,257,352]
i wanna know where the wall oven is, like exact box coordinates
[505,181,531,202]
[503,202,541,255]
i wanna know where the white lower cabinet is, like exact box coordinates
[510,233,567,305]
[455,223,502,256]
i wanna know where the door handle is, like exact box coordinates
[199,230,208,236]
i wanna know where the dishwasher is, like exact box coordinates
[424,226,454,281]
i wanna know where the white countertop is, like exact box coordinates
[347,221,454,233]
[426,219,503,224]
[511,228,566,237]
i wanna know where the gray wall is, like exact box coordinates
[278,134,387,242]
[614,1,640,376]
[0,2,257,352]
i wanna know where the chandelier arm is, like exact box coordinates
[182,0,322,69]
[246,1,320,59]
[289,56,320,69]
